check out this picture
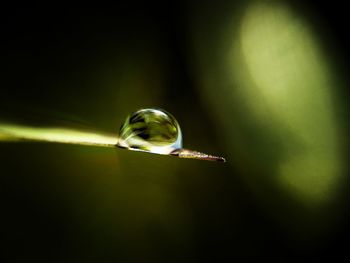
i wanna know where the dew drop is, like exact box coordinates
[117,108,182,155]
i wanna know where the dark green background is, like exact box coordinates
[1,1,349,262]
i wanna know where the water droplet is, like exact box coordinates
[117,108,182,155]
[117,108,226,162]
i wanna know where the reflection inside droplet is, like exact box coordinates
[117,108,226,162]
[117,108,182,154]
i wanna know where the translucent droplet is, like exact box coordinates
[117,108,182,154]
[117,108,226,162]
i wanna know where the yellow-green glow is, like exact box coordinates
[231,2,343,203]
[0,122,118,147]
